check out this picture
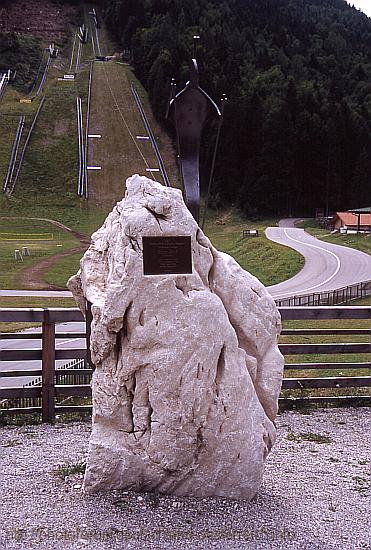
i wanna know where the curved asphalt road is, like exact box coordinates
[1,219,370,301]
[1,218,370,387]
[266,219,371,299]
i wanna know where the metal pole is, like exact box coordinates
[201,95,227,230]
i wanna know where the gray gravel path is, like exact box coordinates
[1,408,370,550]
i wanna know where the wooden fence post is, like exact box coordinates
[85,299,93,370]
[42,308,56,422]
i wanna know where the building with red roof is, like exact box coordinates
[332,210,371,232]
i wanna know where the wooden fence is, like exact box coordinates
[0,306,370,421]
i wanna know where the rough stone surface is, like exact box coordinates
[68,174,284,500]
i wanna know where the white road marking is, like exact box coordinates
[273,229,342,298]
[55,338,84,346]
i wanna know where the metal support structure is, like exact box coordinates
[168,59,221,223]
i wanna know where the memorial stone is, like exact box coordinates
[68,174,284,499]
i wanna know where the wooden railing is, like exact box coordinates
[1,306,370,421]
[279,306,371,408]
[0,308,87,421]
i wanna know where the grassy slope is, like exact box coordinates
[0,218,80,289]
[203,209,304,286]
[86,10,180,210]
[0,16,105,288]
[43,251,83,288]
[0,12,182,288]
[0,34,98,221]
[0,9,305,291]
[296,219,371,256]
[87,61,159,209]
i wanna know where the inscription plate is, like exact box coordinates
[142,236,192,275]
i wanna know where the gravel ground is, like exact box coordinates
[1,407,370,550]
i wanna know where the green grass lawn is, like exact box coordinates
[0,218,81,289]
[203,208,304,286]
[0,205,306,290]
[43,251,83,288]
[87,61,160,209]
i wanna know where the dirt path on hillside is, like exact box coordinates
[1,217,90,290]
[15,244,89,290]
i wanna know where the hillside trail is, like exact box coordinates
[1,216,90,290]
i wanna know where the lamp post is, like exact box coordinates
[201,94,227,230]
[165,78,177,119]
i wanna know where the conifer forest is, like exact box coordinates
[103,0,371,216]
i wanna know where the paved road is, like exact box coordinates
[2,218,371,389]
[0,290,72,297]
[0,322,85,388]
[266,221,371,299]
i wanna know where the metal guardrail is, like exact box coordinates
[76,96,86,196]
[3,97,46,196]
[3,115,25,193]
[0,72,9,102]
[89,7,101,57]
[76,62,92,198]
[83,62,93,199]
[131,83,171,188]
[27,51,51,101]
[0,306,370,420]
[275,280,371,307]
[75,37,82,73]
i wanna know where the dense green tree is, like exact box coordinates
[0,33,42,91]
[103,0,371,215]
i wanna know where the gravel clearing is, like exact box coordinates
[1,407,370,550]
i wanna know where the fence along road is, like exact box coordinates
[0,322,86,388]
[266,225,371,300]
[1,306,370,419]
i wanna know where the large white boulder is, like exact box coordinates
[68,174,284,500]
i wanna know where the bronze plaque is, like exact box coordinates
[142,236,192,275]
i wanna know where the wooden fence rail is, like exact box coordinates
[1,306,370,420]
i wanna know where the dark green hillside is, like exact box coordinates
[0,33,42,91]
[103,0,371,216]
